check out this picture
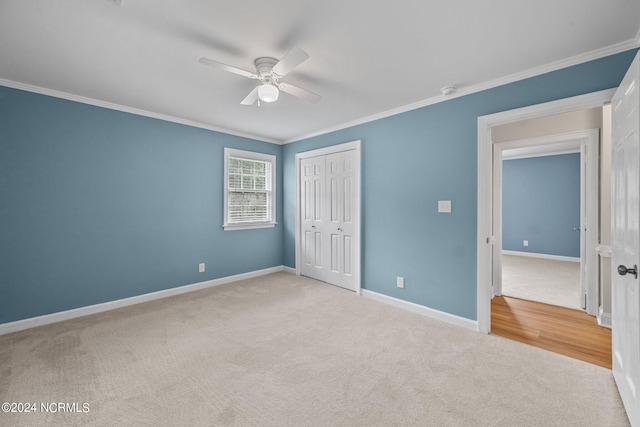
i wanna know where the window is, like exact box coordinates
[223,148,276,230]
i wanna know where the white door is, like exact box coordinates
[612,51,640,426]
[300,155,329,283]
[325,150,357,290]
[299,147,360,291]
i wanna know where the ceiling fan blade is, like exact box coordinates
[272,47,309,76]
[279,82,321,103]
[199,57,258,79]
[240,86,259,105]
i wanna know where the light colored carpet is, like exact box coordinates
[502,254,581,309]
[0,272,628,426]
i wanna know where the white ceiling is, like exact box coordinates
[0,0,639,144]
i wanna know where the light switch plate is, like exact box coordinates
[438,200,452,213]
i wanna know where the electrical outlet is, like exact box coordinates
[438,200,452,213]
[523,240,529,247]
[198,263,205,273]
[397,277,405,289]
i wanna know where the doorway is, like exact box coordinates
[492,129,600,314]
[295,140,361,293]
[479,98,610,369]
[477,89,615,333]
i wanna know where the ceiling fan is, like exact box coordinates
[199,47,321,106]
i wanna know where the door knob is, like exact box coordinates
[311,225,316,229]
[617,264,638,279]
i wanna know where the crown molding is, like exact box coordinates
[2,32,639,147]
[0,78,282,145]
[283,37,640,144]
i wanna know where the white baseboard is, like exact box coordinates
[598,306,612,329]
[502,250,580,263]
[361,289,478,332]
[282,266,296,275]
[0,266,289,336]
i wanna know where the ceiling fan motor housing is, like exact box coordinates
[255,57,279,78]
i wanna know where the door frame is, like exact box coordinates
[295,140,362,294]
[477,89,615,333]
[492,129,600,315]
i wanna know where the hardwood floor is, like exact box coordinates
[491,296,612,369]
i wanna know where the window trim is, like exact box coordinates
[223,147,276,231]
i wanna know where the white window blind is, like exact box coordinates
[224,148,276,230]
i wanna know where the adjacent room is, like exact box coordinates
[501,150,582,309]
[491,107,606,313]
[1,1,639,425]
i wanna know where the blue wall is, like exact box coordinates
[502,154,580,257]
[0,87,283,324]
[1,48,637,325]
[282,49,637,321]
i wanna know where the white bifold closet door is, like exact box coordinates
[300,149,358,291]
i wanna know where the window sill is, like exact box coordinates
[223,222,277,231]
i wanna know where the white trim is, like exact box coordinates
[477,89,615,334]
[295,140,362,294]
[295,158,301,275]
[598,306,612,329]
[492,147,503,296]
[502,250,580,263]
[282,266,296,275]
[502,148,580,160]
[361,289,478,332]
[295,140,361,158]
[596,245,612,258]
[0,78,281,145]
[0,266,289,336]
[284,41,639,144]
[223,147,277,231]
[582,131,600,315]
[223,223,276,231]
[480,89,616,128]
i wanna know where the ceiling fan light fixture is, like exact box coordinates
[258,83,279,103]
